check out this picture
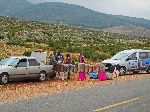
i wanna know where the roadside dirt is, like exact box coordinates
[0,73,150,103]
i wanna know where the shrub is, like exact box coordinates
[0,35,4,39]
[23,51,32,56]
[47,37,56,47]
[0,57,3,61]
[7,40,25,46]
[72,57,79,65]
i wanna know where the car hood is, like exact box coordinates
[0,65,12,70]
[102,59,122,65]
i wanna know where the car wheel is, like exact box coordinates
[119,67,126,76]
[146,67,150,74]
[0,73,8,84]
[38,71,46,82]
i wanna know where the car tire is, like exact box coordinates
[38,71,46,82]
[0,73,9,85]
[146,67,150,74]
[119,67,126,76]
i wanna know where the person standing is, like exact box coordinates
[56,51,64,76]
[79,54,85,63]
[49,51,57,79]
[64,54,72,79]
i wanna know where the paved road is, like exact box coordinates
[0,78,150,112]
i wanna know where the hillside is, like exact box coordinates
[1,16,150,62]
[102,24,150,38]
[1,0,150,30]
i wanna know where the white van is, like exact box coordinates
[102,49,150,75]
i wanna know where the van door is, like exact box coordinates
[138,52,150,69]
[126,53,138,70]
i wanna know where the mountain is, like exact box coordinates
[11,2,129,29]
[0,0,31,16]
[102,24,150,38]
[114,15,150,29]
[0,0,150,30]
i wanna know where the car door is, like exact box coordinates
[12,58,28,79]
[126,53,138,70]
[27,59,41,78]
[138,52,150,69]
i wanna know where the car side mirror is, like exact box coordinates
[14,65,17,68]
[14,64,19,68]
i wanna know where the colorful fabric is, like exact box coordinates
[78,72,86,81]
[98,72,107,81]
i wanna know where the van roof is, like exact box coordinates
[120,49,150,53]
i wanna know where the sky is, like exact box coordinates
[28,0,150,20]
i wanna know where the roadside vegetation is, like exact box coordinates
[1,16,150,62]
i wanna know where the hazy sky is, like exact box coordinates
[28,0,150,20]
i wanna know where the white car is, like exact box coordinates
[0,56,53,84]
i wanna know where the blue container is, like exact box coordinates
[89,72,98,79]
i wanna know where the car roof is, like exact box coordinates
[9,56,36,59]
[120,49,150,54]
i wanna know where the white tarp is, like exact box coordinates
[31,51,47,64]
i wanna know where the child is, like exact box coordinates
[64,54,72,79]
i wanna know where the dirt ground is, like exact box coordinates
[0,73,150,103]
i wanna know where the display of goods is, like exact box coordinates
[89,72,98,79]
[106,72,113,80]
[78,72,86,81]
[98,72,107,81]
[63,64,68,72]
[71,64,75,72]
[85,64,89,73]
[89,65,94,72]
[78,63,85,72]
[99,63,105,72]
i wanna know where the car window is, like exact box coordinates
[139,52,149,59]
[28,59,40,66]
[17,59,27,67]
[128,53,137,60]
[147,52,150,58]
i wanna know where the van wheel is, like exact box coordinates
[0,73,9,84]
[119,67,126,76]
[146,67,150,74]
[38,71,46,82]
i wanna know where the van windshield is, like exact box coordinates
[111,52,130,60]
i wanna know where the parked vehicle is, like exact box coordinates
[0,56,53,84]
[102,49,150,75]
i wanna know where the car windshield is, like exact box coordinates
[0,58,19,66]
[111,52,130,60]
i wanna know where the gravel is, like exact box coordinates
[0,77,150,112]
[0,73,150,103]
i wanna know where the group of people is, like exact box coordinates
[49,51,71,79]
[49,51,85,80]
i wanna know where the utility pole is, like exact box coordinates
[107,17,110,37]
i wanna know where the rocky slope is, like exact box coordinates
[102,24,150,38]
